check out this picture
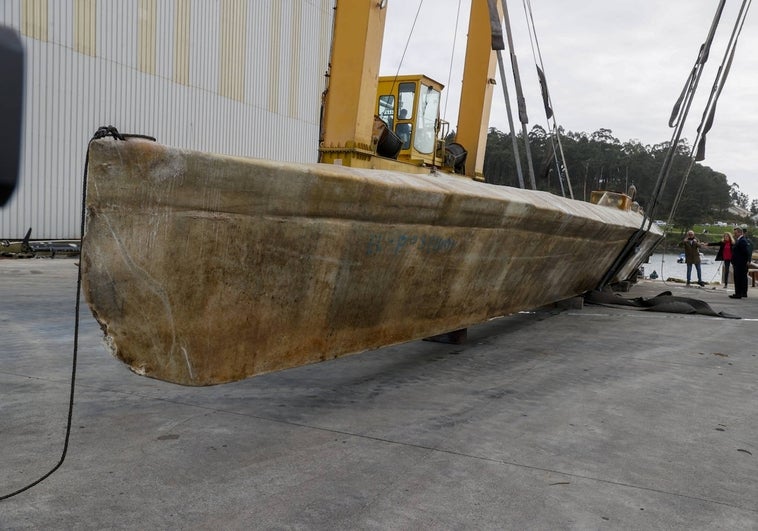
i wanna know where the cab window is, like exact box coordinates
[414,85,440,154]
[378,95,394,129]
[395,82,415,149]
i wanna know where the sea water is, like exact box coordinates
[643,252,725,283]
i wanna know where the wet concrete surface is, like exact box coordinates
[1,259,757,529]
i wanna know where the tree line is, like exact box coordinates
[481,126,741,229]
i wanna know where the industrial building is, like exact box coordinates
[0,0,333,239]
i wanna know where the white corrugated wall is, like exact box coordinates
[0,0,334,239]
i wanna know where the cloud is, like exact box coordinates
[381,0,758,200]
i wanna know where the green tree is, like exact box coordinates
[482,126,737,224]
[730,183,749,209]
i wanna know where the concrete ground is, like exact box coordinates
[1,258,757,530]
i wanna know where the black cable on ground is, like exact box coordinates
[0,126,155,501]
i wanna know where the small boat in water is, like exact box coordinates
[81,1,663,385]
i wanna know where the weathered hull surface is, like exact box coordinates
[82,138,662,385]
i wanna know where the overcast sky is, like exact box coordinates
[380,0,757,203]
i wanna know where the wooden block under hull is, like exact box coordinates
[82,138,662,385]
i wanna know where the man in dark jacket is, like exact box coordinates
[730,227,751,299]
[682,230,705,287]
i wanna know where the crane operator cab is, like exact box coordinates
[375,74,467,173]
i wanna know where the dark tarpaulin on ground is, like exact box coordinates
[585,290,741,319]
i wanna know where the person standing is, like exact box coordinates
[681,230,705,287]
[730,227,750,299]
[707,232,735,289]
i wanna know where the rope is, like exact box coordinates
[0,126,154,502]
[521,0,573,198]
[495,50,526,188]
[442,0,463,122]
[664,0,751,228]
[710,261,723,284]
[654,1,726,231]
[499,0,537,189]
[486,0,525,187]
[597,1,726,289]
[388,0,425,97]
[652,2,752,293]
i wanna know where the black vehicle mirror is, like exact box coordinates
[0,26,24,207]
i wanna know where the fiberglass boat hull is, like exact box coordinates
[82,138,662,385]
